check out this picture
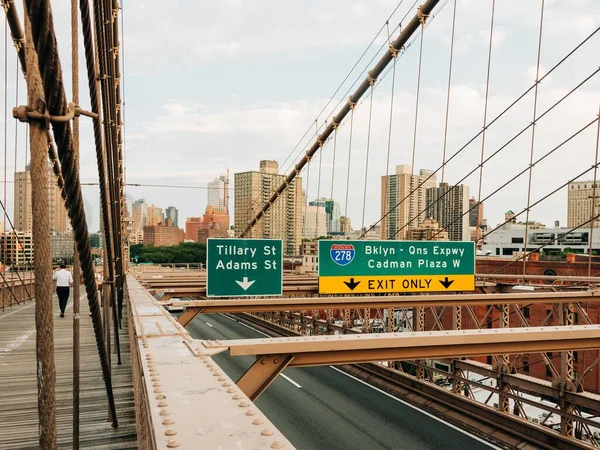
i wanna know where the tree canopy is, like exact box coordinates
[130,242,206,264]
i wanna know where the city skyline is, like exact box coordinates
[2,2,596,236]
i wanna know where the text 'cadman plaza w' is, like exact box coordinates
[318,240,475,295]
[207,238,283,297]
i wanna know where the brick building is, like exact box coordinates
[421,258,600,393]
[143,220,184,246]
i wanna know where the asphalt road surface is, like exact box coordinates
[186,313,499,450]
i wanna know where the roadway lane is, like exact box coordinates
[186,313,498,450]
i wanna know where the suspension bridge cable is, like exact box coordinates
[407,12,427,239]
[360,27,600,239]
[475,0,496,249]
[395,69,599,241]
[329,125,338,205]
[427,116,598,244]
[278,1,430,179]
[26,0,118,426]
[343,108,355,220]
[241,0,442,238]
[71,0,80,445]
[476,140,600,251]
[315,124,324,237]
[522,0,545,277]
[3,10,7,239]
[92,0,122,359]
[279,1,446,213]
[440,0,456,184]
[361,83,375,231]
[278,0,415,175]
[588,105,600,276]
[492,206,600,276]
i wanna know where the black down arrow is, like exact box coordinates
[439,277,454,289]
[344,278,361,291]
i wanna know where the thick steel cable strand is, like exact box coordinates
[22,11,57,446]
[25,0,118,426]
[92,0,120,339]
[98,0,122,358]
[1,0,26,72]
[109,0,125,321]
[361,27,600,239]
[71,0,81,444]
[80,0,121,368]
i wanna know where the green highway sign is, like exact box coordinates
[318,240,475,294]
[207,238,283,297]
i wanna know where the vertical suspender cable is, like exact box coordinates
[3,10,7,283]
[71,0,81,445]
[440,0,456,185]
[408,15,426,235]
[315,129,323,237]
[588,104,600,276]
[383,50,397,240]
[343,108,355,221]
[23,7,57,446]
[361,83,375,232]
[522,0,545,277]
[240,0,442,238]
[475,0,495,248]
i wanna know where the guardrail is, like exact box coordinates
[126,275,294,449]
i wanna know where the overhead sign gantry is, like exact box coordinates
[207,238,282,297]
[318,240,475,295]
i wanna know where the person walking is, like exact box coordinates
[53,264,73,318]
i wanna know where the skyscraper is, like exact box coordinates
[146,204,163,226]
[309,197,341,235]
[131,199,147,230]
[303,205,327,239]
[14,163,67,233]
[468,197,484,227]
[165,206,179,227]
[234,160,302,256]
[208,174,228,212]
[381,165,436,240]
[426,182,470,241]
[568,180,600,228]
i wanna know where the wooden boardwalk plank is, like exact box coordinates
[0,293,138,449]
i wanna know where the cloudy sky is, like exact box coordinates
[1,0,599,234]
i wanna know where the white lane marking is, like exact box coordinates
[220,314,238,322]
[0,301,35,320]
[280,373,302,388]
[205,322,213,328]
[328,366,501,449]
[237,321,271,338]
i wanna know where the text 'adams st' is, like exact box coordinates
[319,240,475,295]
[207,239,283,297]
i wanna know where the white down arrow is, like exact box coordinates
[235,277,256,291]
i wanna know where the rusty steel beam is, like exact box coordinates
[478,274,600,283]
[200,325,600,400]
[455,360,600,412]
[172,291,600,326]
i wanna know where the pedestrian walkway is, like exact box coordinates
[0,291,137,449]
